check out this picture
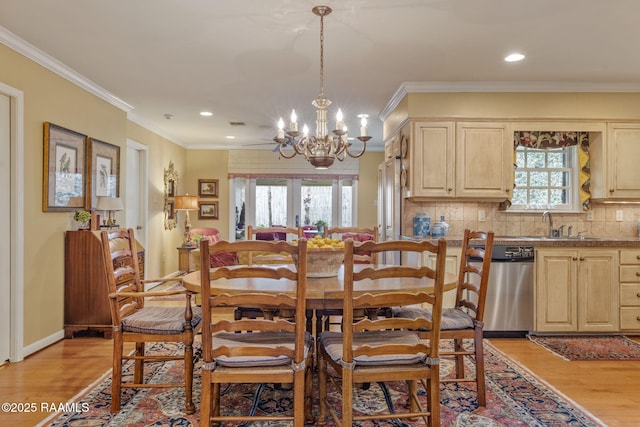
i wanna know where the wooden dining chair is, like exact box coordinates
[319,226,380,333]
[317,238,447,427]
[199,238,314,426]
[238,225,303,321]
[100,228,202,414]
[393,229,494,406]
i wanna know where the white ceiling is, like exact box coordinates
[2,0,640,152]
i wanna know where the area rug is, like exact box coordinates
[528,335,640,361]
[38,340,605,427]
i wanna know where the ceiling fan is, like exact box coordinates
[243,136,293,152]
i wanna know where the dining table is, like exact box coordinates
[182,264,458,311]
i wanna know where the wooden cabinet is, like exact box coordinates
[177,246,195,273]
[535,248,618,332]
[424,246,460,308]
[604,123,640,199]
[619,249,640,330]
[454,122,513,199]
[406,121,512,200]
[64,230,145,338]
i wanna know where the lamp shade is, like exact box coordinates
[174,194,199,210]
[96,196,123,211]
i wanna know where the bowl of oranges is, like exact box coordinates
[293,235,345,277]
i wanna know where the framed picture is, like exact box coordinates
[198,179,219,197]
[88,138,120,209]
[42,122,88,212]
[198,201,219,220]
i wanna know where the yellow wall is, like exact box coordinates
[0,45,186,347]
[184,150,231,239]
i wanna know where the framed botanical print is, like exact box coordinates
[198,201,219,220]
[198,179,218,197]
[88,138,120,209]
[42,122,88,211]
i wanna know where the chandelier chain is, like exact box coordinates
[319,12,324,99]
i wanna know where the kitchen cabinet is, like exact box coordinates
[64,230,145,338]
[619,249,640,331]
[423,247,460,308]
[535,248,618,332]
[406,121,512,200]
[602,123,640,199]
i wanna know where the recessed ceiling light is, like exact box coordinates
[200,111,213,117]
[225,135,235,139]
[504,53,525,62]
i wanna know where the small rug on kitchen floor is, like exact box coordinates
[528,335,640,361]
[37,339,605,427]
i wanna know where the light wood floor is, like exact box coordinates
[1,327,639,426]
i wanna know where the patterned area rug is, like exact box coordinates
[38,340,605,427]
[528,335,640,361]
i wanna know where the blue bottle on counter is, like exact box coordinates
[413,212,431,236]
[431,215,449,238]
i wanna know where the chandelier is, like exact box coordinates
[274,5,370,169]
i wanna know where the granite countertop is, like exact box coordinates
[401,234,640,248]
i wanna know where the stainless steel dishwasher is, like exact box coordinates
[470,244,534,338]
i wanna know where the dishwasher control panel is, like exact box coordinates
[493,245,534,261]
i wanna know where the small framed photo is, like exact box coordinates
[198,201,219,220]
[42,122,88,212]
[88,138,120,209]
[198,179,219,197]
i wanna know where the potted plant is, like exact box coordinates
[313,219,328,235]
[73,210,91,230]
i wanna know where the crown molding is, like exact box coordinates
[379,81,640,121]
[0,25,134,113]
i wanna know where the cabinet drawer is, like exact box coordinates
[620,250,640,265]
[620,284,640,306]
[620,265,640,282]
[620,307,640,330]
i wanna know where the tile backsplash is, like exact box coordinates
[403,201,640,238]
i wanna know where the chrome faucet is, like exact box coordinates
[542,211,554,237]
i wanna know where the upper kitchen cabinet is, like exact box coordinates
[408,121,455,198]
[406,121,512,200]
[591,123,640,200]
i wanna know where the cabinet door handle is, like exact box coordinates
[637,317,640,321]
[636,272,640,277]
[572,257,578,261]
[609,189,615,193]
[579,257,585,261]
[447,188,453,192]
[637,255,640,260]
[636,293,640,298]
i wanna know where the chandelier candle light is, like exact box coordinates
[274,5,370,169]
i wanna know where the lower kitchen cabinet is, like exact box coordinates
[424,247,460,308]
[619,249,640,331]
[535,248,619,332]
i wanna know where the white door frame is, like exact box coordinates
[125,139,149,250]
[1,82,25,362]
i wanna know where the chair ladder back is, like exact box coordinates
[455,229,495,322]
[325,226,379,264]
[200,238,308,363]
[101,228,144,324]
[342,238,447,365]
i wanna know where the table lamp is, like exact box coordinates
[174,194,199,246]
[96,196,124,227]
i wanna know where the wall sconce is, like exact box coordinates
[96,196,124,228]
[174,194,199,246]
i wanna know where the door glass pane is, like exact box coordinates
[301,178,332,228]
[256,178,287,227]
[234,178,247,239]
[341,179,353,227]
